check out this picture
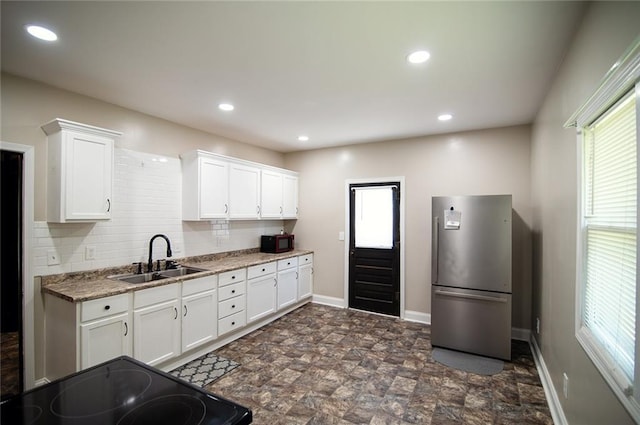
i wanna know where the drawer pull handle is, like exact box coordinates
[124,322,128,336]
[232,305,235,309]
[231,321,236,326]
[231,290,236,294]
[232,276,235,279]
[104,305,111,310]
[184,305,188,317]
[262,268,265,272]
[174,307,178,319]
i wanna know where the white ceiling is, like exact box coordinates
[1,1,586,153]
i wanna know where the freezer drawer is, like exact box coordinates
[431,285,511,360]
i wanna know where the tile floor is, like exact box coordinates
[1,332,20,400]
[209,303,553,425]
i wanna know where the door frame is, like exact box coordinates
[344,177,405,319]
[1,142,35,390]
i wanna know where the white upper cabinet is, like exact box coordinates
[182,151,229,220]
[181,150,298,221]
[229,162,261,219]
[282,174,299,219]
[261,170,284,218]
[42,119,120,223]
[261,171,299,219]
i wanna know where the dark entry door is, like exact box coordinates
[348,182,400,316]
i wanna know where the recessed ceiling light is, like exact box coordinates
[26,25,57,41]
[218,103,234,111]
[438,114,453,121]
[407,50,430,64]
[298,135,309,142]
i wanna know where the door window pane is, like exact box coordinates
[354,186,393,248]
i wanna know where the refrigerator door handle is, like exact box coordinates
[433,216,439,283]
[434,289,508,303]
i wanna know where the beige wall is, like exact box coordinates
[1,73,285,221]
[1,73,286,382]
[285,125,532,328]
[530,2,639,424]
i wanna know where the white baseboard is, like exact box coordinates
[34,377,50,387]
[530,335,568,425]
[512,327,531,341]
[312,294,346,308]
[404,310,430,324]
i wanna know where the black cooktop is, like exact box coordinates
[1,356,251,425]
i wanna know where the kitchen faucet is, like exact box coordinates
[148,234,172,272]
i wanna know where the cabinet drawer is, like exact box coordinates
[247,262,276,279]
[219,281,245,302]
[218,311,246,336]
[134,283,180,309]
[182,275,217,297]
[277,257,298,271]
[219,295,246,319]
[82,294,129,322]
[219,268,246,287]
[299,254,313,265]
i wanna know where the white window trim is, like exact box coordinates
[568,36,640,421]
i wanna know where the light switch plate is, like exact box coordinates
[338,231,345,241]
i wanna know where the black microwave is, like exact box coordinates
[260,234,294,253]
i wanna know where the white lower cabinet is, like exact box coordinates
[218,268,247,336]
[298,254,314,300]
[44,253,314,381]
[181,275,218,353]
[277,257,298,310]
[133,283,181,366]
[44,292,132,380]
[247,262,277,323]
[80,312,130,369]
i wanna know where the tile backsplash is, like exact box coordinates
[33,149,283,276]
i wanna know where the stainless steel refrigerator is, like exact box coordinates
[431,194,512,360]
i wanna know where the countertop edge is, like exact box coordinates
[42,249,314,303]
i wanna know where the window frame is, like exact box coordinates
[569,36,640,421]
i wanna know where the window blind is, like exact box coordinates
[354,186,395,249]
[583,90,637,383]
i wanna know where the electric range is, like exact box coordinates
[0,356,251,425]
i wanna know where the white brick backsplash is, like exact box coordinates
[33,149,284,276]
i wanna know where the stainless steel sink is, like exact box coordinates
[157,266,207,278]
[109,266,207,284]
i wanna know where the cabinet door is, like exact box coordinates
[298,263,313,300]
[247,275,277,323]
[282,174,299,219]
[80,312,130,369]
[229,163,261,219]
[182,289,217,352]
[65,131,113,220]
[277,268,298,310]
[200,157,229,219]
[133,299,181,366]
[261,170,283,218]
